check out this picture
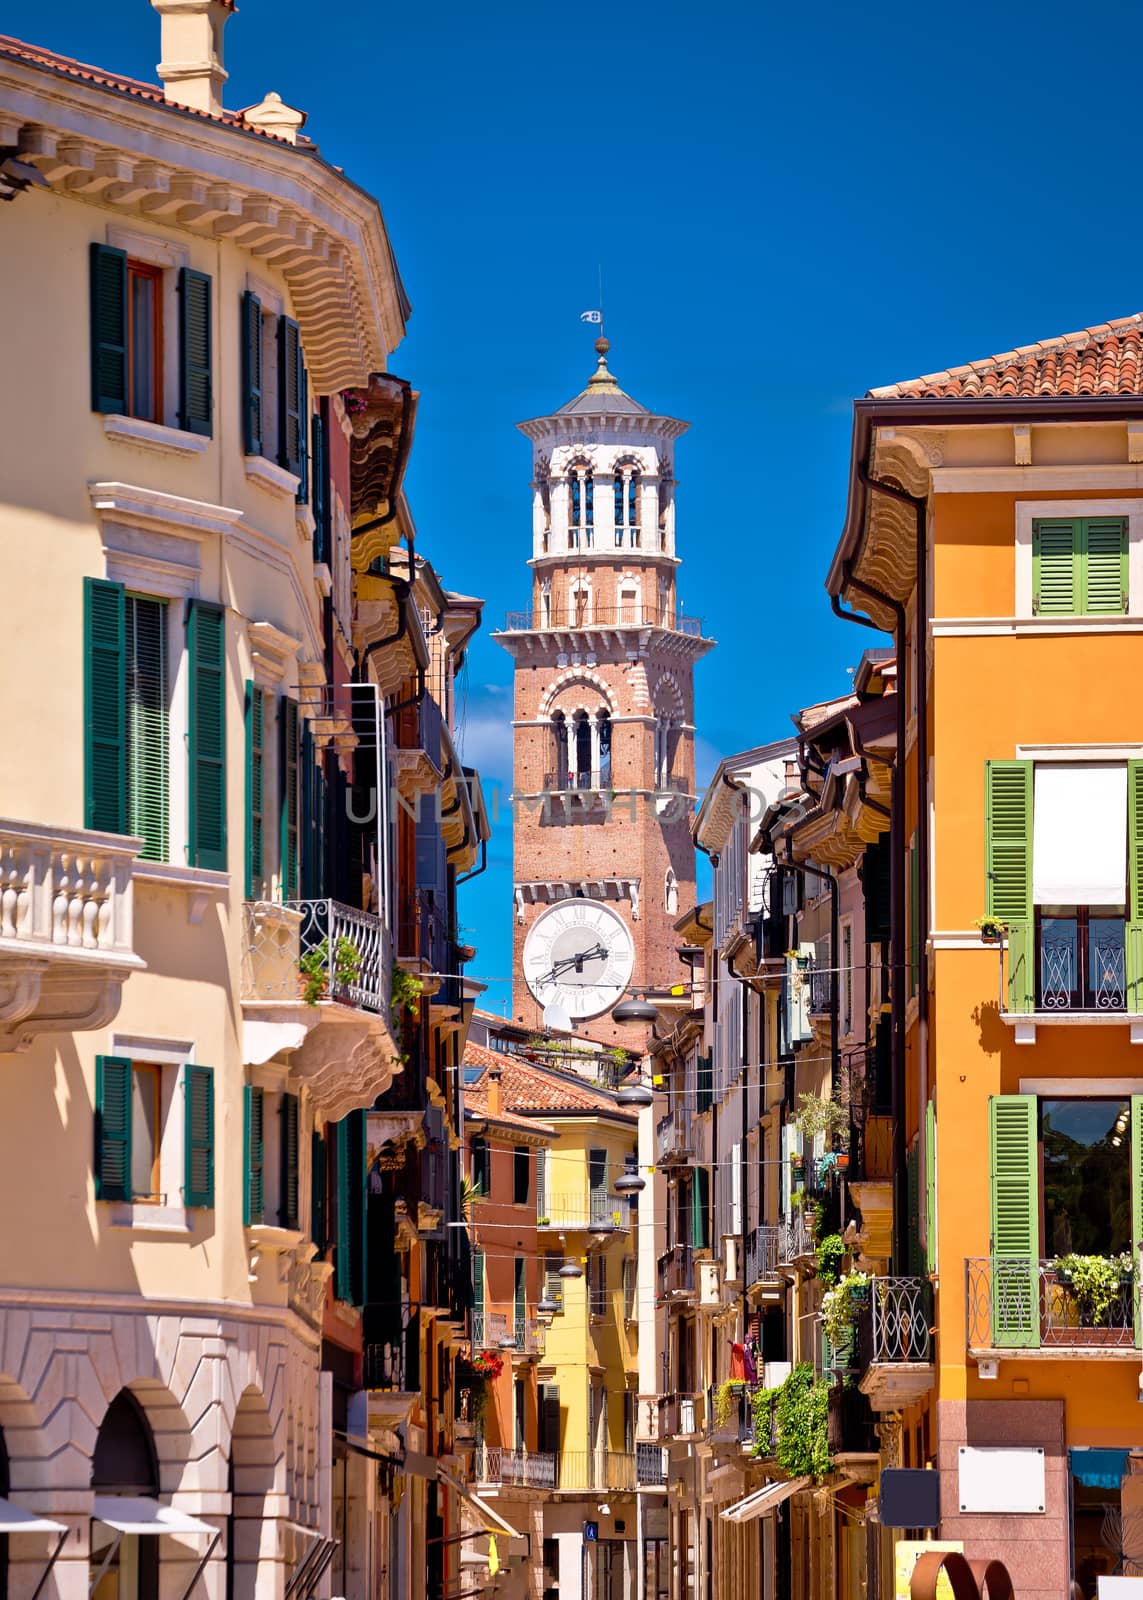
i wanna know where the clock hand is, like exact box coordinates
[543,944,610,984]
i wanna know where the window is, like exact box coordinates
[240,290,307,478]
[1042,1099,1131,1256]
[89,245,212,435]
[93,1055,214,1210]
[514,1256,527,1337]
[127,260,162,423]
[543,1252,564,1312]
[471,1137,491,1197]
[569,468,594,549]
[514,1145,530,1205]
[243,1086,301,1232]
[614,469,640,548]
[126,594,169,862]
[622,1255,635,1320]
[589,1254,607,1318]
[841,921,853,1037]
[1033,517,1127,616]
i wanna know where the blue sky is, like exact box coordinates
[30,0,1143,1014]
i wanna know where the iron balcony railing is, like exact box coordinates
[966,1257,1139,1351]
[543,769,611,792]
[806,953,834,1016]
[746,1225,780,1286]
[554,1451,637,1492]
[855,1277,934,1365]
[778,1212,813,1264]
[657,1394,702,1438]
[471,1311,508,1349]
[655,1107,695,1163]
[502,606,705,637]
[363,1306,420,1392]
[636,1442,668,1486]
[242,898,389,1012]
[707,1384,753,1447]
[512,1317,546,1356]
[536,1190,630,1230]
[474,1448,557,1490]
[657,1245,695,1297]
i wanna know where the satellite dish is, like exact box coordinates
[543,1001,571,1032]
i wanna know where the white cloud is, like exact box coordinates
[456,713,514,780]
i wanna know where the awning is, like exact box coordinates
[0,1498,65,1534]
[93,1497,215,1538]
[1033,762,1127,905]
[1071,1448,1130,1489]
[720,1476,811,1524]
[438,1469,522,1541]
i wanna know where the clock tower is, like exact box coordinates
[495,339,714,1043]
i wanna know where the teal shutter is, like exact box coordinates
[126,596,169,863]
[295,362,309,503]
[988,1094,1040,1348]
[89,243,128,414]
[187,601,227,870]
[300,721,326,899]
[351,1109,368,1305]
[311,1130,327,1251]
[280,1092,299,1229]
[311,410,329,564]
[691,1167,710,1250]
[334,1116,351,1301]
[244,682,264,898]
[1133,1095,1143,1348]
[924,1097,937,1275]
[473,1249,485,1316]
[696,1050,713,1114]
[183,1065,214,1208]
[1084,518,1128,614]
[280,697,300,899]
[277,316,303,476]
[985,760,1033,1013]
[863,836,892,944]
[1129,762,1143,1013]
[334,1112,367,1304]
[84,578,127,834]
[177,267,213,436]
[94,1055,132,1201]
[243,1085,264,1226]
[1033,519,1078,615]
[241,291,263,455]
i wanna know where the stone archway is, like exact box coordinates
[226,1386,281,1600]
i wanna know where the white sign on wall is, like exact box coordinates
[1098,1580,1143,1596]
[957,1447,1046,1514]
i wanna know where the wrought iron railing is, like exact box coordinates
[746,1225,780,1286]
[857,1277,933,1364]
[554,1451,637,1492]
[363,1306,420,1392]
[657,1245,695,1297]
[242,898,389,1012]
[535,1190,629,1229]
[707,1384,753,1446]
[778,1212,813,1264]
[502,606,704,636]
[806,954,833,1016]
[471,1311,508,1349]
[512,1317,546,1355]
[655,1107,694,1163]
[636,1442,667,1486]
[543,770,611,792]
[966,1257,1139,1350]
[657,1394,701,1437]
[1042,927,1126,1011]
[396,887,450,969]
[475,1448,557,1490]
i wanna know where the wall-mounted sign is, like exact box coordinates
[957,1446,1045,1514]
[881,1469,940,1529]
[582,1521,598,1543]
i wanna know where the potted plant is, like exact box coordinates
[713,1377,745,1430]
[975,915,1005,944]
[297,936,362,1006]
[1053,1252,1132,1341]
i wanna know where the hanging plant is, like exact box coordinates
[816,1233,846,1288]
[391,966,423,1029]
[820,1270,870,1352]
[298,936,362,1006]
[468,1350,504,1380]
[1055,1253,1133,1326]
[753,1363,830,1478]
[713,1378,745,1429]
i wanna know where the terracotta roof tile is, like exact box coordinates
[463,1042,635,1119]
[463,1081,555,1137]
[869,313,1143,400]
[0,32,297,142]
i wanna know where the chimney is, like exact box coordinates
[151,0,235,117]
[487,1068,502,1118]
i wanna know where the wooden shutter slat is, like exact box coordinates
[277,316,303,476]
[84,578,127,834]
[241,291,263,456]
[295,362,309,503]
[126,595,169,863]
[985,759,1032,922]
[183,1065,214,1208]
[989,1094,1040,1348]
[280,1092,299,1230]
[1033,519,1078,615]
[1084,517,1129,615]
[245,682,265,898]
[95,1054,133,1202]
[188,601,227,871]
[244,1085,264,1225]
[90,244,128,414]
[177,267,213,436]
[280,697,300,899]
[311,410,329,564]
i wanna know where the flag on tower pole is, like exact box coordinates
[580,310,602,324]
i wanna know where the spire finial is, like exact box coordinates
[588,335,618,390]
[595,335,610,363]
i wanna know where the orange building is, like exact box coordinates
[828,314,1143,1600]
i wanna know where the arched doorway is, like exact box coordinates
[226,1388,277,1600]
[91,1391,160,1600]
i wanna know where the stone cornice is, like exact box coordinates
[1,56,408,389]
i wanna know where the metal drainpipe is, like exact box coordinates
[831,569,908,1269]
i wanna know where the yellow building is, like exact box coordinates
[827,315,1143,1598]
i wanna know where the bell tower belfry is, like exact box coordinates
[494,339,715,1042]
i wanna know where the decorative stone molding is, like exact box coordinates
[103,414,209,457]
[538,668,616,717]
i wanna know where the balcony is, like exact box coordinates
[500,606,706,638]
[658,1393,703,1440]
[0,819,144,1052]
[241,898,399,1118]
[655,1106,695,1165]
[855,1278,935,1410]
[707,1384,753,1449]
[806,955,834,1017]
[537,1189,631,1232]
[397,887,450,974]
[1002,919,1143,1041]
[363,1307,420,1428]
[746,1225,780,1289]
[474,1447,558,1491]
[778,1212,813,1266]
[828,1384,879,1461]
[966,1257,1140,1355]
[657,1245,695,1299]
[636,1442,668,1486]
[554,1451,637,1493]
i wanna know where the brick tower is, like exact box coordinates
[495,338,714,1044]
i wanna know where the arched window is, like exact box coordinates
[613,468,640,548]
[665,869,679,915]
[572,711,592,788]
[598,711,612,785]
[551,712,568,788]
[569,468,594,550]
[91,1391,160,1600]
[226,1389,276,1600]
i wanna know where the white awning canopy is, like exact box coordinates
[93,1497,215,1538]
[720,1476,810,1524]
[0,1498,66,1534]
[437,1470,522,1540]
[1033,763,1127,906]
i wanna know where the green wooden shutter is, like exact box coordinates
[301,722,326,900]
[1084,517,1128,614]
[94,1055,132,1202]
[311,410,329,564]
[84,578,127,834]
[280,1091,299,1230]
[177,267,213,436]
[187,601,227,870]
[244,682,264,898]
[696,1050,713,1114]
[333,1111,367,1305]
[334,1115,351,1301]
[243,1085,264,1226]
[473,1249,485,1316]
[89,243,128,414]
[988,1094,1040,1348]
[241,290,263,456]
[863,835,892,944]
[351,1108,368,1305]
[924,1096,937,1275]
[985,760,1033,1013]
[126,596,169,863]
[691,1167,709,1250]
[280,697,300,899]
[311,1130,327,1251]
[1133,1094,1143,1348]
[1129,762,1143,1013]
[277,316,303,476]
[295,363,309,503]
[905,1143,921,1276]
[908,832,920,997]
[1033,519,1078,615]
[183,1064,214,1208]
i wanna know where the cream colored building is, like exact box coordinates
[0,9,411,1600]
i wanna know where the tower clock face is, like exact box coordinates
[523,901,635,1020]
